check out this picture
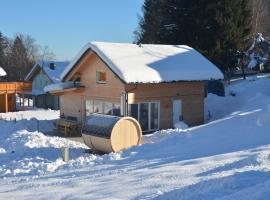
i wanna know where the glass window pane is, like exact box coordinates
[85,100,93,116]
[99,72,106,81]
[93,101,102,113]
[139,103,149,131]
[113,103,121,116]
[128,104,138,120]
[104,102,113,115]
[151,103,159,130]
[97,71,107,83]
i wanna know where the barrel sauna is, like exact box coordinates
[82,114,142,153]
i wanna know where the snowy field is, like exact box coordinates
[0,75,270,199]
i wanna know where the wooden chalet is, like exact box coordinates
[46,42,224,133]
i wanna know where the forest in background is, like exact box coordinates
[1,0,270,81]
[0,33,54,81]
[135,0,270,74]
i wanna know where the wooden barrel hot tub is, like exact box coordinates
[82,114,142,153]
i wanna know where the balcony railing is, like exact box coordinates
[0,82,32,93]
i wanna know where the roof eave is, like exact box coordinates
[61,47,127,84]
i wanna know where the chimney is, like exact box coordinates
[49,62,55,70]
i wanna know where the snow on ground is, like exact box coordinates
[0,74,270,199]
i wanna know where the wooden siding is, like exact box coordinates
[58,51,205,130]
[0,82,32,113]
[82,116,142,153]
[125,82,205,128]
[60,52,125,123]
[60,93,82,122]
[0,93,16,112]
[0,82,32,93]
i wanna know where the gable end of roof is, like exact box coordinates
[61,42,224,83]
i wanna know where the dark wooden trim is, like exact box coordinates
[63,49,91,81]
[63,48,127,84]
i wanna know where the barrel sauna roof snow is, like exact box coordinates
[82,114,142,153]
[61,42,224,83]
[83,114,122,138]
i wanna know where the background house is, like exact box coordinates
[25,61,69,110]
[46,42,223,132]
[0,67,32,113]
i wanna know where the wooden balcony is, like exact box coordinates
[0,82,32,94]
[0,82,32,113]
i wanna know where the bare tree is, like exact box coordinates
[2,37,14,81]
[38,45,55,62]
[0,32,56,81]
[252,0,270,38]
[22,34,39,62]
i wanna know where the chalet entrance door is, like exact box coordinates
[173,100,182,126]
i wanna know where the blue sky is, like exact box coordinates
[0,0,144,60]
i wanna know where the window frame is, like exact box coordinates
[96,71,107,84]
[128,101,160,132]
[85,99,121,117]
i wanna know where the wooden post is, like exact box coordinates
[22,93,25,111]
[44,95,46,108]
[5,93,8,113]
[61,147,69,162]
[19,94,21,107]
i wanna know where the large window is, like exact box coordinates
[150,103,159,130]
[128,104,138,120]
[85,100,120,117]
[128,102,159,132]
[139,103,149,131]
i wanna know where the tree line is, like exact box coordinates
[0,32,54,81]
[135,0,270,73]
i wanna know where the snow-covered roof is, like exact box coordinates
[44,81,81,93]
[83,114,121,138]
[24,89,46,96]
[25,61,69,83]
[0,66,7,77]
[61,42,224,83]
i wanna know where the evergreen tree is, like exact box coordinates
[0,32,5,68]
[135,0,167,43]
[0,32,54,81]
[9,36,29,81]
[136,0,253,72]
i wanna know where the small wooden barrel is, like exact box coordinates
[82,114,142,153]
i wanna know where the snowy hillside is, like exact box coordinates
[0,75,270,199]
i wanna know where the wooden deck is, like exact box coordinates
[0,82,32,93]
[0,82,32,113]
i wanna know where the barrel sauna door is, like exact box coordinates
[173,100,182,125]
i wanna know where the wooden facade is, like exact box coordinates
[59,52,124,123]
[55,52,205,132]
[126,82,205,129]
[0,82,32,113]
